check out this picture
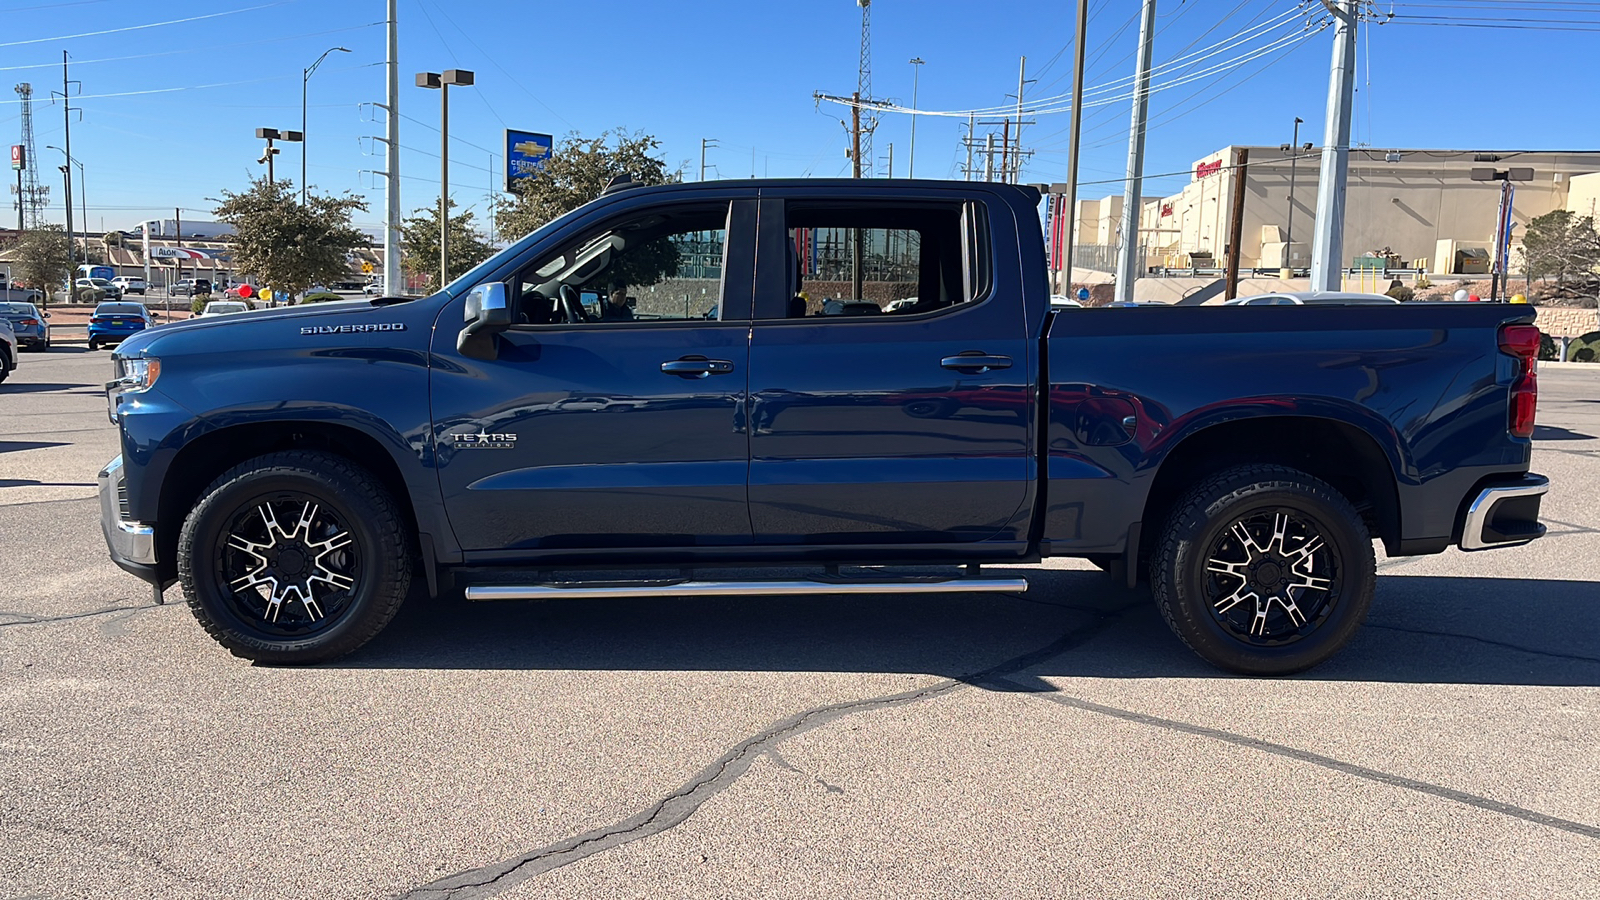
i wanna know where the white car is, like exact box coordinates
[363,283,383,296]
[0,317,16,383]
[1224,291,1399,306]
[197,300,250,318]
[111,276,147,295]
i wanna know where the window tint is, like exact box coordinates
[781,204,979,319]
[513,205,728,326]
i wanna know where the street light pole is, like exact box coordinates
[255,128,302,186]
[908,57,924,179]
[1281,117,1303,275]
[302,47,350,204]
[417,70,474,289]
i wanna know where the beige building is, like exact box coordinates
[1073,147,1600,276]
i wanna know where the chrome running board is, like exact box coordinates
[465,577,1029,602]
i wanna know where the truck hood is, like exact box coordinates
[114,299,413,358]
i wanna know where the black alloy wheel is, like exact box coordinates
[1152,464,1375,675]
[178,451,412,663]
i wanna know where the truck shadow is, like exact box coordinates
[344,570,1600,687]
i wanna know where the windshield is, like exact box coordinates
[97,303,144,314]
[440,200,603,298]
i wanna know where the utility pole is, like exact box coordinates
[383,0,401,296]
[59,53,74,272]
[965,114,975,181]
[1000,119,1010,184]
[1058,0,1090,294]
[1224,148,1249,300]
[699,138,717,181]
[1012,57,1029,183]
[908,58,924,178]
[984,133,995,182]
[1114,0,1157,305]
[1309,0,1358,292]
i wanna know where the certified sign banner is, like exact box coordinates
[505,130,552,193]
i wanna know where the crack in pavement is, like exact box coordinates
[13,818,199,883]
[0,603,160,629]
[1019,685,1600,843]
[1364,621,1600,665]
[393,603,1140,900]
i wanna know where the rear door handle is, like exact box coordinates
[940,353,1013,373]
[661,357,735,378]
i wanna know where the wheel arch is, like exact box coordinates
[154,420,424,584]
[1140,414,1404,557]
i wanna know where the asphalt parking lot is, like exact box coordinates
[2,348,1597,899]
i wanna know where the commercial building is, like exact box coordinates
[1071,147,1600,277]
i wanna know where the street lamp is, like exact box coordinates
[908,58,924,179]
[45,145,85,246]
[255,127,303,185]
[1278,118,1313,276]
[416,69,474,289]
[302,46,351,204]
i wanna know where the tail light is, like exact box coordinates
[90,316,106,325]
[1498,324,1539,439]
[19,318,37,326]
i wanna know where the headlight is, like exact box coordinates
[106,356,161,423]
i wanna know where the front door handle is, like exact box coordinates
[661,357,736,378]
[940,353,1013,373]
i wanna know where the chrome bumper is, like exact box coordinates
[1459,474,1549,551]
[98,455,156,566]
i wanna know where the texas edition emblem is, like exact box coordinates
[448,430,518,449]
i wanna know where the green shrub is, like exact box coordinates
[300,291,342,304]
[190,297,207,315]
[1569,330,1600,363]
[1539,333,1558,361]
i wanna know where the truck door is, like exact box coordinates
[745,194,1035,546]
[430,199,756,552]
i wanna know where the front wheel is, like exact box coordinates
[1151,465,1375,676]
[178,450,412,663]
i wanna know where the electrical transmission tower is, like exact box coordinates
[857,0,875,175]
[12,83,49,229]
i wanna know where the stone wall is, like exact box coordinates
[1535,305,1599,338]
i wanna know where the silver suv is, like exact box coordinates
[0,317,17,384]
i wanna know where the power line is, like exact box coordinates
[0,2,294,48]
[0,23,380,73]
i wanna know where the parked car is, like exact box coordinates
[99,178,1548,674]
[111,276,147,295]
[87,301,151,350]
[223,282,256,299]
[0,317,15,383]
[0,285,45,305]
[0,300,50,351]
[169,279,214,297]
[197,300,250,318]
[76,277,122,301]
[1223,291,1400,306]
[362,282,384,296]
[1049,295,1083,308]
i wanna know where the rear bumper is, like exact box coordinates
[98,455,164,586]
[1458,473,1549,551]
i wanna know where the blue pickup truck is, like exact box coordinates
[99,178,1548,674]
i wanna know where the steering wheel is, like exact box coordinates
[557,284,586,324]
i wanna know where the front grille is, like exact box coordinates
[116,476,131,520]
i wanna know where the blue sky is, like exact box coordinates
[2,0,1595,236]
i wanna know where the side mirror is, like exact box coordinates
[457,282,511,361]
[42,312,50,319]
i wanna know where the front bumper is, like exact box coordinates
[1458,473,1549,551]
[98,455,162,585]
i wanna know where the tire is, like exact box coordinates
[88,340,98,351]
[1151,464,1374,676]
[178,450,412,663]
[0,352,9,383]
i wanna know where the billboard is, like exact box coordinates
[505,130,552,193]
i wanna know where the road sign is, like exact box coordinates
[505,130,552,193]
[361,262,373,274]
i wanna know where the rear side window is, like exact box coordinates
[781,202,987,319]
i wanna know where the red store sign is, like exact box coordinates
[1195,159,1223,179]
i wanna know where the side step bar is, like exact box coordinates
[465,577,1029,602]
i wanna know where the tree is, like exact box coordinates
[400,199,495,289]
[212,177,368,301]
[10,226,72,307]
[494,129,674,242]
[1521,210,1600,285]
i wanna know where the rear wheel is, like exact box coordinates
[1151,464,1374,675]
[178,451,412,663]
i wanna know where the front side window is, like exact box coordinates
[513,205,728,326]
[781,203,980,319]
